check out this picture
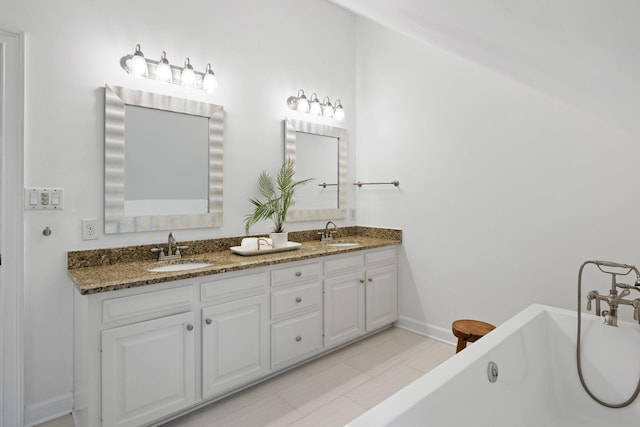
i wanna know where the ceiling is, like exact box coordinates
[330,0,640,134]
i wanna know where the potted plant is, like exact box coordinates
[244,158,312,247]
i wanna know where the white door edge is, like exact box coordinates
[0,28,25,427]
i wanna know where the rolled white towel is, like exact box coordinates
[241,237,272,251]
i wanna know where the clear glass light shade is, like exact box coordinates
[181,58,196,87]
[202,64,218,93]
[296,89,310,113]
[334,100,345,121]
[156,52,172,83]
[129,44,148,77]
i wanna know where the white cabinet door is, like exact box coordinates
[323,271,365,349]
[202,294,269,400]
[365,264,398,331]
[101,312,195,427]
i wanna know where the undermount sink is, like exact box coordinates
[326,241,362,248]
[148,262,213,273]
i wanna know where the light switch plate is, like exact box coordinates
[24,188,64,210]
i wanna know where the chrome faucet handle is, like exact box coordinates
[632,300,640,322]
[587,291,600,315]
[175,245,188,257]
[150,247,165,259]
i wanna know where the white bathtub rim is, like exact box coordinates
[346,303,575,427]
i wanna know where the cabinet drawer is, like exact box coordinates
[102,286,193,324]
[271,263,320,288]
[271,311,322,369]
[201,272,267,305]
[365,247,397,267]
[324,254,363,276]
[271,282,321,320]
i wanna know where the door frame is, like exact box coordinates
[0,28,25,427]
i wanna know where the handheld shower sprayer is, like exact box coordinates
[577,259,640,408]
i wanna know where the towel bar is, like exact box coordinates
[354,180,399,187]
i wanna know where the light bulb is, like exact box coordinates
[202,63,218,93]
[156,51,172,83]
[322,97,334,118]
[334,99,345,121]
[129,44,148,77]
[181,58,196,87]
[296,89,310,113]
[309,93,322,116]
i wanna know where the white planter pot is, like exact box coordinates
[269,232,288,248]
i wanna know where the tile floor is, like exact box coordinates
[39,327,455,427]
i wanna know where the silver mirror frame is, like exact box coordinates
[104,85,224,233]
[284,118,347,222]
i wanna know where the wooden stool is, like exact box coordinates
[452,319,496,353]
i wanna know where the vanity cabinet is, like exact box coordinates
[323,254,366,349]
[364,248,398,331]
[101,312,196,427]
[201,272,269,399]
[270,262,323,370]
[323,247,398,349]
[73,246,398,427]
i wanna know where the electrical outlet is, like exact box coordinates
[82,219,99,240]
[349,208,357,221]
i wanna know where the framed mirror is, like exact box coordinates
[284,118,347,221]
[105,85,224,233]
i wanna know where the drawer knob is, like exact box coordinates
[205,318,213,325]
[295,336,302,342]
[295,271,302,277]
[359,279,365,283]
[295,297,302,303]
[368,278,373,282]
[186,324,194,331]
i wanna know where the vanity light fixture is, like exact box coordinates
[202,63,218,93]
[309,93,322,116]
[296,90,310,113]
[156,51,172,83]
[286,89,345,122]
[120,44,218,93]
[181,58,196,88]
[334,99,345,122]
[322,97,334,119]
[129,44,148,77]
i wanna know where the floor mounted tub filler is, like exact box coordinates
[349,304,640,426]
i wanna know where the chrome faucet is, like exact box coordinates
[583,260,640,326]
[320,221,337,241]
[168,232,176,256]
[151,232,188,261]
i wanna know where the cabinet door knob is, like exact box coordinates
[295,271,302,277]
[368,278,373,282]
[295,336,302,342]
[295,297,302,303]
[186,324,194,331]
[359,279,365,283]
[205,318,213,325]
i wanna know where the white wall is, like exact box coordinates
[355,18,640,341]
[0,0,356,423]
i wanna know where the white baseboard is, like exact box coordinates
[24,393,72,427]
[396,315,456,346]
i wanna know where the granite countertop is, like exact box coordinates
[68,227,401,295]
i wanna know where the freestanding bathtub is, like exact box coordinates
[348,304,640,426]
